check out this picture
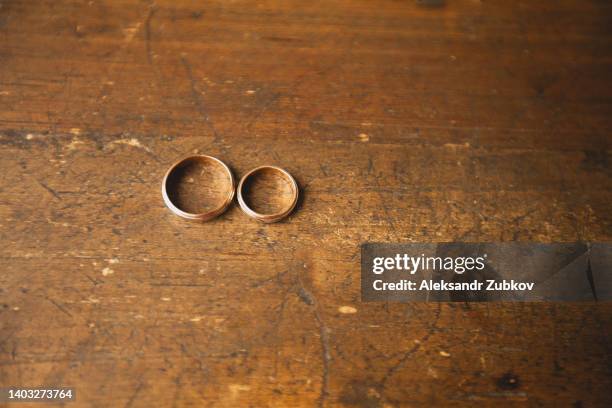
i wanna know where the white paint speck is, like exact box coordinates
[65,139,82,151]
[109,138,152,153]
[443,142,470,149]
[108,258,119,264]
[338,306,357,314]
[229,384,251,397]
[428,367,439,378]
[439,351,451,357]
[102,267,114,276]
[246,90,256,95]
[367,388,381,398]
[161,297,171,302]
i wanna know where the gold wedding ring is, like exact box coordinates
[162,155,235,221]
[237,166,299,223]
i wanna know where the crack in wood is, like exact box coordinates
[295,272,331,408]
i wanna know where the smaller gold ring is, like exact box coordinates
[162,155,235,222]
[237,166,299,223]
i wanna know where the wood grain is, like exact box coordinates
[0,0,611,406]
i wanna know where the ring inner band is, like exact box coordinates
[237,166,298,223]
[162,155,235,221]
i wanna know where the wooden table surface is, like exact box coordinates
[1,0,611,406]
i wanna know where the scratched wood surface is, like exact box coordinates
[1,0,611,407]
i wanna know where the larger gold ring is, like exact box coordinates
[237,166,299,223]
[162,155,235,221]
